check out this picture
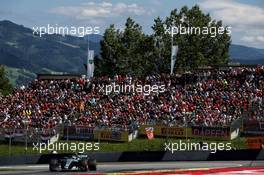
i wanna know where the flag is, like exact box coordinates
[79,101,85,112]
[170,45,178,75]
[87,50,94,78]
[145,127,154,140]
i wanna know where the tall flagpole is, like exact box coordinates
[170,29,174,75]
[87,34,90,80]
[170,28,178,75]
[170,29,173,75]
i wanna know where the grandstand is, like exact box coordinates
[0,66,263,144]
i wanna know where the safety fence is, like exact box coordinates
[3,116,264,145]
[60,124,240,142]
[139,125,236,140]
[0,117,244,144]
[242,118,264,136]
[0,127,59,143]
[62,125,136,142]
[138,117,243,140]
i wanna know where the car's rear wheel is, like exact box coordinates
[88,159,97,171]
[79,159,88,171]
[49,159,59,172]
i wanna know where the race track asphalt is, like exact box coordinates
[0,161,264,175]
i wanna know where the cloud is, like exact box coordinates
[242,36,264,43]
[200,0,264,29]
[200,0,264,48]
[241,34,264,47]
[50,1,148,21]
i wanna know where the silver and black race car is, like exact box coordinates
[49,153,97,172]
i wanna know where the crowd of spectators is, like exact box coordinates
[0,66,263,130]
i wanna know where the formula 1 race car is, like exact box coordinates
[49,153,97,172]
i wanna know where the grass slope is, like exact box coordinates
[4,66,36,87]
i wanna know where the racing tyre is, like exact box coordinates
[49,159,59,172]
[88,159,97,171]
[79,159,88,172]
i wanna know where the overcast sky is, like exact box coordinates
[1,0,264,49]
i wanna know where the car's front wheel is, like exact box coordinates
[49,159,60,172]
[88,159,97,171]
[79,159,88,171]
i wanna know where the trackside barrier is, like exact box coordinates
[207,149,262,160]
[139,117,243,141]
[139,125,240,140]
[191,126,230,140]
[93,129,132,142]
[62,126,94,141]
[245,137,264,149]
[242,119,264,136]
[0,127,60,143]
[139,125,191,138]
[162,151,211,161]
[118,151,165,162]
[1,149,264,165]
[256,149,264,160]
[0,155,40,166]
[62,126,133,142]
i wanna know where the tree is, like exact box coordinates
[151,16,172,74]
[0,65,13,95]
[96,24,122,77]
[97,18,155,77]
[155,5,231,71]
[121,17,158,76]
[98,5,231,76]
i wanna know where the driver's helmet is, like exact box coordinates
[51,150,58,154]
[77,152,83,155]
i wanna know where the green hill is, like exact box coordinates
[0,20,100,75]
[4,66,36,87]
